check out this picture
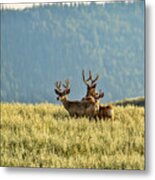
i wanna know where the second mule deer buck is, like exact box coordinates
[54,80,100,118]
[82,70,114,120]
[82,70,104,103]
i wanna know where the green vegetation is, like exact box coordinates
[113,96,145,107]
[1,103,144,169]
[1,1,144,103]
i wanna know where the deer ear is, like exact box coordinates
[65,88,70,95]
[100,92,104,98]
[54,89,60,95]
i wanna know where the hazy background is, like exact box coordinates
[1,0,144,103]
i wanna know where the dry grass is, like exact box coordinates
[0,103,144,169]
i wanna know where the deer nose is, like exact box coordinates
[57,97,59,100]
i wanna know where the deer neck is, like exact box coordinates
[61,97,69,109]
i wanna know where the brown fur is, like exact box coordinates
[59,96,99,118]
[54,80,99,118]
[81,70,104,103]
[98,104,114,120]
[54,71,114,120]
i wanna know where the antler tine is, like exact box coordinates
[58,81,62,89]
[55,81,62,91]
[65,79,70,89]
[63,79,70,89]
[82,69,89,86]
[55,81,59,89]
[86,70,92,81]
[91,74,99,85]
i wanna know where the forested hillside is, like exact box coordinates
[1,1,144,103]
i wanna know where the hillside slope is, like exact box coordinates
[1,1,144,103]
[113,97,145,107]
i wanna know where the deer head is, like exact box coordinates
[54,80,70,101]
[82,70,104,99]
[94,89,104,101]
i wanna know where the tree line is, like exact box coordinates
[1,1,144,103]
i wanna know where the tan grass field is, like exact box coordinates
[0,103,144,169]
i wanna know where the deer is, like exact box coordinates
[81,69,103,103]
[98,104,114,120]
[82,70,114,120]
[54,79,100,118]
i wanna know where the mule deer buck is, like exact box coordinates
[82,70,104,103]
[54,80,100,118]
[82,70,114,120]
